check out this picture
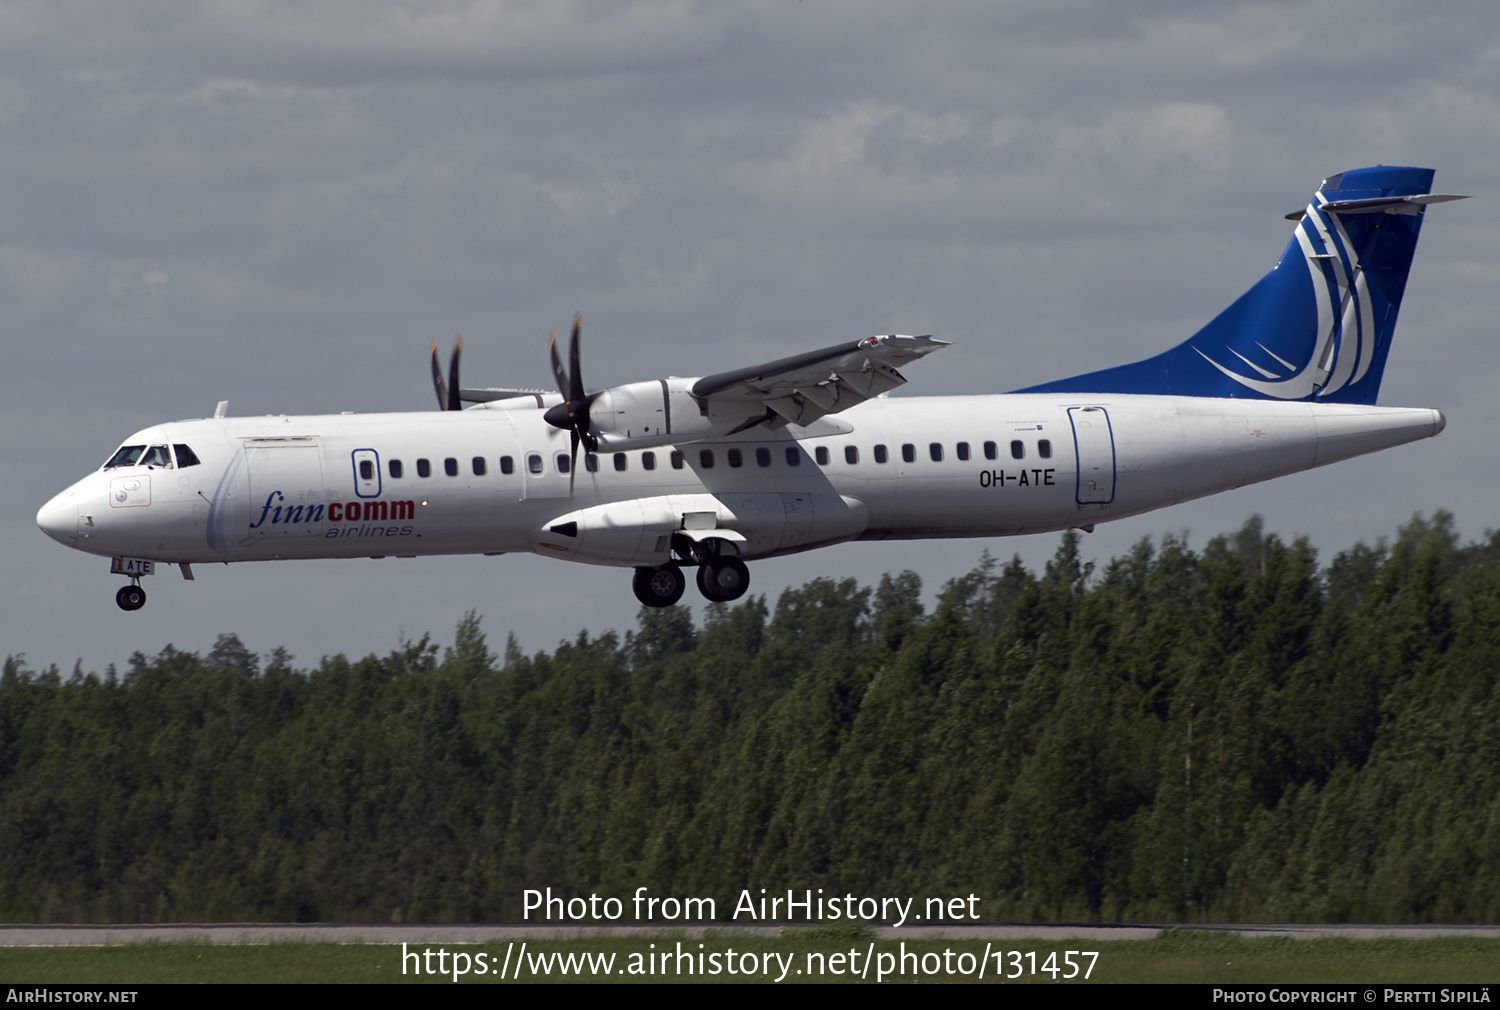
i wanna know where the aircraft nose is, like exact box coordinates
[36,490,78,545]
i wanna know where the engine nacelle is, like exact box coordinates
[586,378,710,451]
[529,492,869,567]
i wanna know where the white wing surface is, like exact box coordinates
[691,334,949,429]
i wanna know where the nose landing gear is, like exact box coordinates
[108,557,157,611]
[116,582,147,611]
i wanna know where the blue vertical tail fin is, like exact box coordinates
[1016,167,1462,404]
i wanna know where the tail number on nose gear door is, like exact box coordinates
[110,557,156,577]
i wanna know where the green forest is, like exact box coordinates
[4,512,1499,925]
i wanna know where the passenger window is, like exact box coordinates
[417,458,432,478]
[728,448,743,468]
[526,454,542,475]
[874,444,888,463]
[902,444,916,463]
[585,453,599,472]
[500,456,514,475]
[643,451,656,471]
[957,442,970,461]
[172,444,201,468]
[389,459,404,479]
[670,451,684,470]
[984,441,997,460]
[1039,439,1052,459]
[929,443,943,462]
[104,445,146,469]
[614,452,628,471]
[444,457,459,477]
[785,447,801,467]
[756,447,771,468]
[1011,440,1024,460]
[844,446,859,464]
[699,449,715,469]
[360,460,374,480]
[556,454,571,474]
[472,457,486,476]
[815,446,830,466]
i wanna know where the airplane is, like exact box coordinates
[37,166,1464,612]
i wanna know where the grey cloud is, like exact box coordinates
[0,0,734,81]
[6,0,1500,671]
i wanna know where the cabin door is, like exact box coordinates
[1067,406,1116,505]
[244,438,327,538]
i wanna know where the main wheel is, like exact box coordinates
[633,565,686,607]
[696,557,750,602]
[116,584,147,611]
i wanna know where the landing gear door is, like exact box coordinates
[1068,406,1116,505]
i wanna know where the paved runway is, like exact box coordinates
[4,923,1499,946]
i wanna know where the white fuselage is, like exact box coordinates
[37,393,1444,571]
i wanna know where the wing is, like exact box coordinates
[460,387,554,404]
[691,334,949,429]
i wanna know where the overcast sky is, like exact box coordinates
[7,0,1500,673]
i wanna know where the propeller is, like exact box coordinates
[542,314,601,489]
[430,337,464,411]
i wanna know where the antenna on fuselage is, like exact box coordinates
[214,401,229,418]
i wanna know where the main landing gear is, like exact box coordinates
[696,557,749,603]
[633,537,752,608]
[116,582,146,611]
[633,565,686,607]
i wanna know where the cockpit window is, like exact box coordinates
[139,445,173,468]
[104,445,146,469]
[105,443,190,469]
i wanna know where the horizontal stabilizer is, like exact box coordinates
[1320,193,1468,215]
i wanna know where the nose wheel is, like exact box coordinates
[116,582,147,611]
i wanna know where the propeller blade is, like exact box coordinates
[549,329,569,400]
[430,340,448,410]
[568,314,584,403]
[569,429,580,495]
[447,337,463,412]
[543,313,598,495]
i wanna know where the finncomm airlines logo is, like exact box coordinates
[249,491,417,538]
